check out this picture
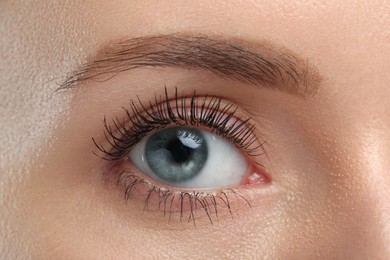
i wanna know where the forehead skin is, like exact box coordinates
[0,0,389,259]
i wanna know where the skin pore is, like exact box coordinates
[0,0,389,259]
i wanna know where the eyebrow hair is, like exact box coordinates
[60,34,321,96]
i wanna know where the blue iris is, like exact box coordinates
[145,127,208,183]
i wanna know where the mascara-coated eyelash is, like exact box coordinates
[116,169,252,225]
[94,87,268,224]
[93,87,263,161]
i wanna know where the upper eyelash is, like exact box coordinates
[93,87,262,161]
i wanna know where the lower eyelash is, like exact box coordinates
[117,168,252,225]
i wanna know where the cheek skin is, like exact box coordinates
[0,1,121,258]
[0,2,73,258]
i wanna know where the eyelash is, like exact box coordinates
[116,169,252,225]
[94,87,264,224]
[94,87,261,160]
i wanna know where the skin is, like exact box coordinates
[1,0,389,258]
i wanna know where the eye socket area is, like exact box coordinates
[128,126,268,189]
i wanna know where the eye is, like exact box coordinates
[129,126,249,188]
[93,88,269,223]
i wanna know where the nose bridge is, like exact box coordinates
[359,175,390,256]
[362,127,390,252]
[342,126,390,257]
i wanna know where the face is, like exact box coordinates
[1,1,389,258]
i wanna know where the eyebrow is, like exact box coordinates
[60,34,321,96]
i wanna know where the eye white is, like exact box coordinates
[129,128,249,188]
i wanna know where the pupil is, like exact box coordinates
[166,137,194,164]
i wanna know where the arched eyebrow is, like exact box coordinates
[60,34,321,96]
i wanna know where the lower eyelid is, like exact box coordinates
[105,148,270,223]
[113,166,254,224]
